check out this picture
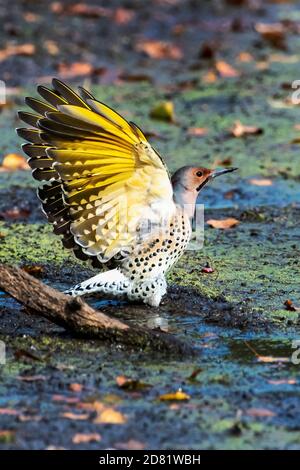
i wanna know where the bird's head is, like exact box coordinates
[171,165,238,207]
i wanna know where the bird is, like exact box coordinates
[17,79,237,307]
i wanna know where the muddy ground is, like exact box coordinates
[0,0,300,450]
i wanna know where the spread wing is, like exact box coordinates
[17,79,174,266]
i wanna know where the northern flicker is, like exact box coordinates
[17,79,237,307]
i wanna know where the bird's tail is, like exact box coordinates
[64,269,130,297]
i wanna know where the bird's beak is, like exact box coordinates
[211,167,238,178]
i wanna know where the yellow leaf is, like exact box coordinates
[150,101,175,122]
[159,390,190,401]
[94,407,127,424]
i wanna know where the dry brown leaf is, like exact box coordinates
[203,70,217,83]
[0,44,35,62]
[52,2,111,18]
[215,60,239,78]
[69,383,84,393]
[136,40,183,60]
[1,153,29,171]
[0,207,31,220]
[246,408,276,418]
[159,390,190,401]
[72,433,101,444]
[23,12,40,23]
[113,8,135,24]
[57,62,94,79]
[207,218,240,229]
[230,121,263,137]
[115,439,146,450]
[237,52,254,62]
[22,265,44,277]
[187,127,208,137]
[249,178,273,186]
[255,22,286,49]
[61,412,89,421]
[284,299,300,312]
[116,375,152,391]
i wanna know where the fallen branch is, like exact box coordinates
[0,264,195,356]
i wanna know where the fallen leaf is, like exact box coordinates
[69,383,84,393]
[246,408,276,418]
[0,207,30,220]
[1,153,29,171]
[258,356,289,363]
[203,70,217,83]
[52,395,80,404]
[116,376,152,391]
[249,178,273,186]
[255,22,286,49]
[215,157,233,166]
[136,40,183,60]
[159,390,190,402]
[207,218,240,229]
[72,433,101,444]
[61,412,89,421]
[94,407,127,424]
[284,299,300,312]
[57,62,94,79]
[0,44,35,62]
[201,263,214,274]
[44,40,59,56]
[215,60,239,78]
[268,379,296,385]
[113,8,135,25]
[187,368,203,381]
[52,2,111,18]
[0,408,19,416]
[17,375,46,382]
[115,439,145,450]
[187,127,208,137]
[150,101,175,122]
[21,265,44,277]
[230,121,263,137]
[23,12,40,23]
[237,52,254,62]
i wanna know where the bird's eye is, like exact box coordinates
[196,171,203,177]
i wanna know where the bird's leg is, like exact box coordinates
[64,269,130,297]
